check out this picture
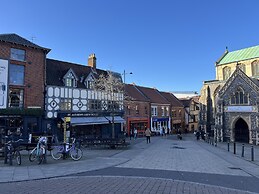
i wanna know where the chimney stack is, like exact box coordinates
[88,53,96,69]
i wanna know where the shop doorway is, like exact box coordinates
[234,118,249,143]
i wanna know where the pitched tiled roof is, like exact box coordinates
[217,45,259,65]
[0,33,50,53]
[46,58,107,88]
[159,92,183,107]
[125,84,150,102]
[179,99,191,107]
[135,86,170,104]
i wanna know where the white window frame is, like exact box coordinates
[151,106,157,116]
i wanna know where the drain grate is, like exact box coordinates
[228,167,242,170]
[171,146,186,149]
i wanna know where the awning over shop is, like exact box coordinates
[70,116,125,126]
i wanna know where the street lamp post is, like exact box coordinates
[122,70,133,83]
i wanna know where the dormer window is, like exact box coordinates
[63,69,78,87]
[84,73,95,89]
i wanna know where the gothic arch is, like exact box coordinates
[252,60,259,76]
[223,66,231,80]
[231,116,249,143]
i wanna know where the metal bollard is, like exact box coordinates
[241,144,244,157]
[234,142,236,154]
[227,142,230,152]
[251,146,254,161]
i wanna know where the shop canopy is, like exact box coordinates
[70,116,125,126]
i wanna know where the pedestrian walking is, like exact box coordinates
[134,128,137,139]
[129,128,133,140]
[145,128,151,143]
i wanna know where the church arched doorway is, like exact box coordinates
[234,118,249,143]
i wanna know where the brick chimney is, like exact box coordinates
[88,53,96,69]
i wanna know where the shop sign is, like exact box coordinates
[152,117,169,122]
[0,59,8,109]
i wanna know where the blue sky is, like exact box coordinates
[1,0,259,93]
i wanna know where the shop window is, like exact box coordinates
[9,88,24,108]
[27,118,39,134]
[9,64,25,85]
[7,117,23,134]
[10,48,26,61]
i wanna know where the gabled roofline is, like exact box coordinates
[0,33,51,53]
[218,65,259,97]
[215,49,228,66]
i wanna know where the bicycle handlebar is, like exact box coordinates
[5,139,24,145]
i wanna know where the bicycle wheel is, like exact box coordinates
[70,148,83,161]
[37,147,44,165]
[14,150,21,165]
[51,146,62,160]
[29,148,37,162]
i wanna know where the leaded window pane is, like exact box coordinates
[239,92,244,104]
[235,92,239,104]
[231,96,235,104]
[9,89,23,108]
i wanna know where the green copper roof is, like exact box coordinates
[217,45,259,65]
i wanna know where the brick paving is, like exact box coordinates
[0,135,259,193]
[0,176,255,194]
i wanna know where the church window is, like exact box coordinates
[223,66,231,80]
[252,60,259,76]
[230,87,248,105]
[239,64,246,74]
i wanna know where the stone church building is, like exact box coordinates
[200,45,259,144]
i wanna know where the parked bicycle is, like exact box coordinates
[4,137,23,165]
[51,138,83,161]
[29,136,47,164]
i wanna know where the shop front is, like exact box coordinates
[0,112,46,151]
[56,112,125,142]
[127,117,149,137]
[151,117,170,135]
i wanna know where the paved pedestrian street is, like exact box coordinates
[0,135,259,193]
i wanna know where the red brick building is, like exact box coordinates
[133,86,170,135]
[0,34,50,146]
[124,84,150,137]
[159,91,185,133]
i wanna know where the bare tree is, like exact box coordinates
[94,71,124,139]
